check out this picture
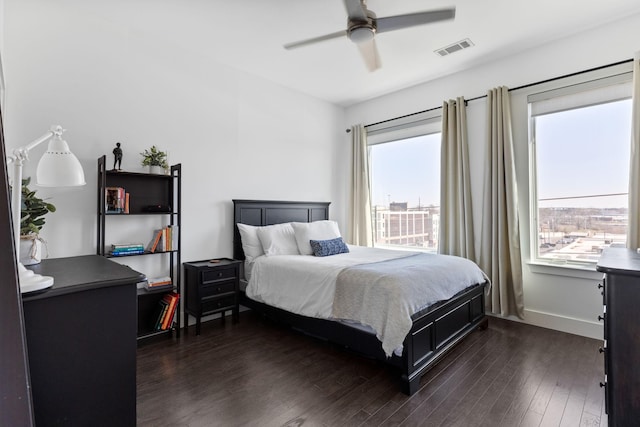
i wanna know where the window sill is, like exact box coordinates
[526,260,602,280]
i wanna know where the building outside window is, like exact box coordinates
[369,132,441,252]
[529,74,632,265]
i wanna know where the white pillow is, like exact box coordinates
[256,223,300,256]
[291,220,341,255]
[237,223,265,262]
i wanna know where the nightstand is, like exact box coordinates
[183,258,242,335]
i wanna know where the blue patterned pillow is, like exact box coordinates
[310,237,350,257]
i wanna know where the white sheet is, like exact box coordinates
[246,246,413,318]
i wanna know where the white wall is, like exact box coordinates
[346,12,640,340]
[3,2,348,279]
[6,2,639,339]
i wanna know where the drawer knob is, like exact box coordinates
[598,347,605,354]
[598,315,605,322]
[597,283,603,289]
[599,381,606,388]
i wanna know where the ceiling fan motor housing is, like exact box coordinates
[347,10,376,44]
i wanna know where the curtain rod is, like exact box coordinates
[345,58,634,133]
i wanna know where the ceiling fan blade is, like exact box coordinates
[357,38,381,72]
[343,0,368,22]
[284,30,348,50]
[376,8,456,33]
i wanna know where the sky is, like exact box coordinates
[369,98,632,211]
[536,98,632,209]
[369,133,440,208]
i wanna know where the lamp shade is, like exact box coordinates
[36,134,86,187]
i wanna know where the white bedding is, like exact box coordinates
[245,246,488,356]
[246,246,412,318]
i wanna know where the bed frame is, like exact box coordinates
[233,199,488,395]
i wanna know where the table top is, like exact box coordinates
[23,255,145,301]
[596,247,640,277]
[183,258,241,269]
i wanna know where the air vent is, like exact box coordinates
[435,38,474,57]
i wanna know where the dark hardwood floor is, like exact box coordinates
[137,312,607,426]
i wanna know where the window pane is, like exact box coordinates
[534,98,631,263]
[369,133,440,251]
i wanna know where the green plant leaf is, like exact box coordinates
[19,177,55,236]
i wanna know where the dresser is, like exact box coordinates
[22,255,143,427]
[596,247,640,426]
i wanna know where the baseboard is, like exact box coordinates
[488,309,603,340]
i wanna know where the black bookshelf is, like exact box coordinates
[97,155,182,340]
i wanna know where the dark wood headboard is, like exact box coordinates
[232,199,330,261]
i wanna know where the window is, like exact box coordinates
[368,116,441,251]
[529,74,633,265]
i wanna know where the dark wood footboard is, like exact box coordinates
[239,281,487,395]
[400,281,487,394]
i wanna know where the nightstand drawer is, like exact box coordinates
[202,294,236,313]
[201,280,236,297]
[202,267,236,283]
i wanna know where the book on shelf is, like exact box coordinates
[152,299,170,330]
[145,276,173,290]
[111,244,144,256]
[160,292,180,330]
[169,225,179,251]
[110,243,145,256]
[105,187,126,213]
[146,229,164,253]
[164,302,178,330]
[124,192,130,214]
[111,250,144,256]
[151,292,179,331]
[112,243,145,250]
[146,226,178,253]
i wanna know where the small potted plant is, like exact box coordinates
[20,177,55,265]
[140,145,169,174]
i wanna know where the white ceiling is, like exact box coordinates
[74,1,640,106]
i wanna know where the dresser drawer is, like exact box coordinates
[202,267,236,283]
[202,294,236,314]
[201,280,236,298]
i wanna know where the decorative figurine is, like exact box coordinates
[113,142,123,170]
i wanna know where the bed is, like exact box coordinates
[233,199,488,395]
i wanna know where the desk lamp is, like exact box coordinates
[6,125,85,293]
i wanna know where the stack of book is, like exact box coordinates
[110,243,145,256]
[152,292,180,331]
[146,225,179,253]
[105,187,130,214]
[145,276,173,291]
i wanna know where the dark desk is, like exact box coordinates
[22,255,144,427]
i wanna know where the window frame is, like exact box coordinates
[528,71,633,268]
[367,112,442,252]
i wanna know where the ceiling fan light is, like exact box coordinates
[349,26,375,44]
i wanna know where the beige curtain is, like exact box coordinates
[348,124,373,246]
[480,86,524,319]
[438,97,475,259]
[627,53,640,249]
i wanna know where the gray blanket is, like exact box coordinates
[331,253,488,357]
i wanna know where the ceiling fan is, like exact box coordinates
[284,0,456,72]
